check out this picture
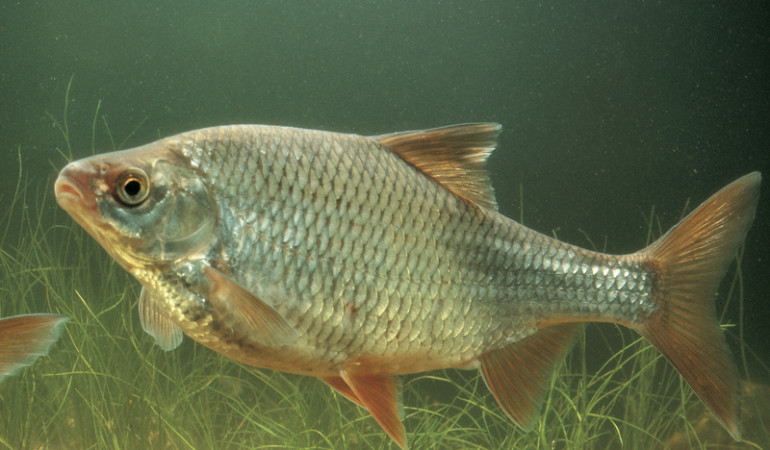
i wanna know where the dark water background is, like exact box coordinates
[2,0,768,416]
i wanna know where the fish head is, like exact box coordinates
[54,140,217,272]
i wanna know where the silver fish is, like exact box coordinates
[54,123,760,447]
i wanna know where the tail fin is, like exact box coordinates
[634,172,761,441]
[0,314,69,383]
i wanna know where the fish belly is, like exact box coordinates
[175,126,654,375]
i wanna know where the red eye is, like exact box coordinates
[115,169,150,206]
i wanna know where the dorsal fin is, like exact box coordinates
[376,123,502,210]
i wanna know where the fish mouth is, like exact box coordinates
[54,164,124,257]
[54,178,84,208]
[55,164,97,213]
[54,163,104,236]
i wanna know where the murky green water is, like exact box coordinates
[1,2,767,448]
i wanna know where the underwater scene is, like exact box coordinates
[1,2,768,449]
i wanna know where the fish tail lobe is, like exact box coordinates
[635,172,761,441]
[0,314,69,383]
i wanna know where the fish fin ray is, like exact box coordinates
[204,266,297,347]
[339,370,406,449]
[479,324,582,430]
[321,375,365,408]
[634,172,760,441]
[0,314,69,382]
[138,287,183,351]
[376,123,501,210]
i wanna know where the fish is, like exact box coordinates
[0,314,68,384]
[54,123,760,447]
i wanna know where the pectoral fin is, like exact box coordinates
[203,266,297,347]
[336,370,406,449]
[138,287,183,351]
[479,324,581,430]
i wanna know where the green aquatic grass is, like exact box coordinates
[0,89,767,449]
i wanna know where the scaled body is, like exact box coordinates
[55,123,760,447]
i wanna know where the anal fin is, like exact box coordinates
[479,324,582,430]
[138,287,183,351]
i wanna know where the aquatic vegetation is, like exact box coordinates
[0,93,767,449]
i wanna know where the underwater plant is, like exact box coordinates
[0,83,767,449]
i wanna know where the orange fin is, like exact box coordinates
[635,172,761,441]
[204,266,297,347]
[339,370,406,449]
[376,123,501,210]
[138,287,183,351]
[479,324,582,430]
[321,375,365,408]
[0,314,69,383]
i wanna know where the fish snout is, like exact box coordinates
[54,161,101,212]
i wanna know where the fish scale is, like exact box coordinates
[55,122,759,447]
[172,125,653,368]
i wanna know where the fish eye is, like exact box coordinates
[115,169,150,206]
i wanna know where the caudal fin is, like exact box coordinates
[0,314,69,383]
[634,172,761,441]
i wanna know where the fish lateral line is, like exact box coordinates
[52,122,761,447]
[477,172,759,442]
